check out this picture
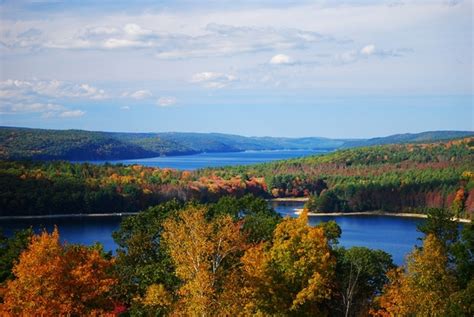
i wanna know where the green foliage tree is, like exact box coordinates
[208,195,281,243]
[0,228,33,283]
[112,200,183,315]
[334,247,394,317]
[417,208,459,249]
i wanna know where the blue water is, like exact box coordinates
[0,202,426,265]
[80,149,327,170]
[271,201,426,264]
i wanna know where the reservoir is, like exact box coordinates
[1,201,425,265]
[79,149,328,170]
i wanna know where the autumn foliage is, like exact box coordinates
[0,228,117,316]
[160,206,247,315]
[0,197,472,316]
[240,210,336,315]
[371,234,458,316]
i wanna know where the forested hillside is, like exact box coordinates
[1,137,473,217]
[210,138,474,216]
[1,126,472,160]
[0,127,342,160]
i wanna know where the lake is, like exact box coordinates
[79,149,328,170]
[1,201,425,265]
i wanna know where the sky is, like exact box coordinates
[0,0,472,138]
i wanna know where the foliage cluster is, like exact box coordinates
[0,197,472,316]
[1,138,473,218]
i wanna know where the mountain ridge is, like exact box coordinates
[0,126,472,161]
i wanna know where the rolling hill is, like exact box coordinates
[0,126,472,161]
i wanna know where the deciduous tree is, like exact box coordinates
[241,211,336,316]
[372,234,458,316]
[0,228,116,316]
[162,206,247,315]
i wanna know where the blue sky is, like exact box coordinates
[0,0,472,138]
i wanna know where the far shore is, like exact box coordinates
[1,206,470,224]
[268,197,309,202]
[294,209,472,223]
[0,212,139,221]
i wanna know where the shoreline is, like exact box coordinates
[1,207,470,223]
[0,212,139,220]
[294,209,472,223]
[268,197,309,202]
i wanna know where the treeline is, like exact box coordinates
[207,138,474,218]
[1,138,473,217]
[0,197,472,316]
[0,160,267,216]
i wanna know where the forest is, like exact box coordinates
[1,137,473,218]
[1,126,472,160]
[0,138,473,315]
[0,196,472,316]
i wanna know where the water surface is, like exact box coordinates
[0,202,425,265]
[80,149,327,170]
[271,201,425,265]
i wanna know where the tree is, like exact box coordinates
[162,205,247,315]
[372,234,458,316]
[317,220,342,247]
[112,200,182,314]
[452,188,466,218]
[208,195,281,243]
[417,208,458,249]
[334,247,394,317]
[0,228,117,316]
[307,190,342,212]
[451,223,474,288]
[0,228,33,283]
[112,197,279,315]
[241,210,336,316]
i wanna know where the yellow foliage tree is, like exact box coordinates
[162,206,247,316]
[371,234,458,316]
[141,283,172,310]
[241,210,336,316]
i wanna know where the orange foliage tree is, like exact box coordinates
[0,228,117,316]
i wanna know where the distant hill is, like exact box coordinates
[0,126,472,161]
[342,131,474,148]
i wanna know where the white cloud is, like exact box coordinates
[361,44,376,55]
[269,54,294,65]
[43,23,156,50]
[0,101,84,119]
[7,102,65,113]
[0,79,108,100]
[155,24,335,59]
[0,79,92,119]
[121,105,131,110]
[191,72,237,89]
[334,44,411,64]
[123,23,152,37]
[123,89,152,99]
[58,110,85,118]
[157,96,177,107]
[8,21,336,58]
[0,0,467,95]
